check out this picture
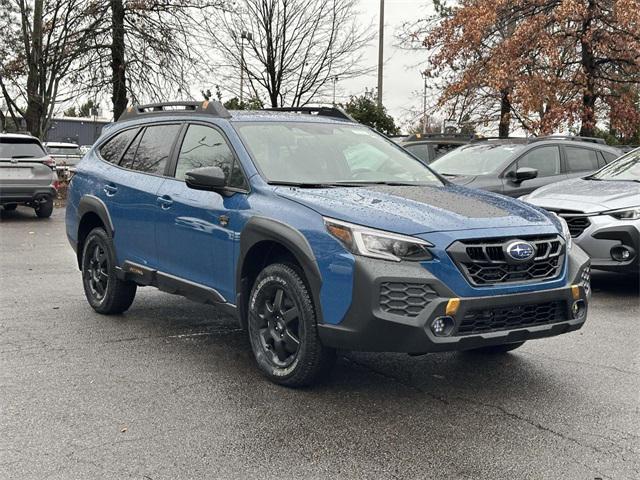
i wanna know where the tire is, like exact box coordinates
[3,204,17,211]
[35,197,53,218]
[247,263,336,387]
[81,227,137,314]
[468,341,526,354]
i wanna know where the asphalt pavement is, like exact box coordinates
[1,206,639,480]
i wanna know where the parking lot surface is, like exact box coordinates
[1,207,638,479]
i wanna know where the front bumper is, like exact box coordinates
[572,216,639,273]
[318,248,590,353]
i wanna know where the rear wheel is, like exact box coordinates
[468,341,526,354]
[248,263,335,387]
[81,227,137,314]
[3,204,18,211]
[35,197,53,218]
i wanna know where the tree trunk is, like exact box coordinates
[111,0,127,119]
[24,0,44,138]
[498,87,511,138]
[579,0,597,137]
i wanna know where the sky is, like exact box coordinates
[340,0,434,128]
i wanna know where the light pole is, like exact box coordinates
[332,76,339,106]
[239,31,253,105]
[422,71,428,134]
[377,0,384,107]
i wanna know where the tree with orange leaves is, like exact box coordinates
[420,0,640,139]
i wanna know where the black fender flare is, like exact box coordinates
[77,195,115,237]
[236,216,323,327]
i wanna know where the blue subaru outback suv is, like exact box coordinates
[66,101,591,386]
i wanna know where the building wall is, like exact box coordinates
[45,118,111,145]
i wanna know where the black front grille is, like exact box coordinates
[379,282,437,317]
[563,216,591,238]
[547,209,591,238]
[457,301,566,336]
[448,235,565,286]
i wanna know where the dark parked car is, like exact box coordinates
[0,133,57,217]
[429,136,622,197]
[400,133,475,165]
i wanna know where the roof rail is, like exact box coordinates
[530,135,606,145]
[262,106,356,122]
[404,132,476,142]
[470,136,529,143]
[117,101,231,122]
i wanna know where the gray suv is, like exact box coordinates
[0,133,57,218]
[429,136,622,197]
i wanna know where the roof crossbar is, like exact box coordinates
[117,101,231,122]
[262,106,356,122]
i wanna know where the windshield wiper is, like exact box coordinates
[10,155,35,159]
[268,181,339,188]
[333,181,429,186]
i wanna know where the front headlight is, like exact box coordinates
[603,206,640,220]
[324,217,433,262]
[551,213,572,250]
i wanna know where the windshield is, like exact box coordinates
[430,143,526,175]
[0,139,45,159]
[47,146,82,156]
[588,149,639,181]
[234,122,442,186]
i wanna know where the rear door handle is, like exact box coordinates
[157,195,174,210]
[103,184,118,196]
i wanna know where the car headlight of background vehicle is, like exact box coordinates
[551,213,572,250]
[324,218,433,262]
[604,206,640,220]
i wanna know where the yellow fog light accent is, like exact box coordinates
[446,298,460,316]
[571,285,580,300]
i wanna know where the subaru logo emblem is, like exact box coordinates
[506,241,535,262]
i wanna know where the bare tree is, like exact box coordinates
[0,0,98,137]
[203,0,373,108]
[72,0,228,120]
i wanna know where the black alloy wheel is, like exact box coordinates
[254,284,301,368]
[248,263,335,387]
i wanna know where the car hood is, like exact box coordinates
[526,177,640,213]
[275,184,554,235]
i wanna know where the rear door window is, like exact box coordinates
[99,128,138,164]
[516,146,561,177]
[565,147,599,172]
[121,124,181,175]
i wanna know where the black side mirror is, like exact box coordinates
[508,167,538,183]
[185,166,226,192]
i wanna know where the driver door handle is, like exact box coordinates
[157,195,174,210]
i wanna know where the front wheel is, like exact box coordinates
[248,263,335,387]
[81,227,137,314]
[468,341,526,354]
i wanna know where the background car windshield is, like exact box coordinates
[590,149,640,181]
[48,146,82,156]
[430,143,526,175]
[234,122,442,185]
[0,140,45,159]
